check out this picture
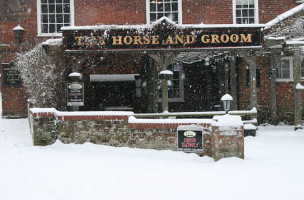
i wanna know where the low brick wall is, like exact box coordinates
[29,108,244,161]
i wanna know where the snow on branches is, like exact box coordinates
[15,44,66,109]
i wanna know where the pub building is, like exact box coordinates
[1,0,304,126]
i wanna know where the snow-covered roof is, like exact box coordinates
[265,3,304,29]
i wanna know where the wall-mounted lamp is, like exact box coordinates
[205,57,210,66]
[159,70,173,80]
[13,25,25,45]
[221,94,233,114]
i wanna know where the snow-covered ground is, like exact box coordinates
[0,95,304,200]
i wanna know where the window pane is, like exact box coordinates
[49,0,55,3]
[172,13,178,21]
[150,13,157,21]
[42,14,48,23]
[165,3,171,11]
[64,14,70,23]
[56,0,63,3]
[249,9,254,17]
[236,10,241,17]
[41,0,47,3]
[49,14,55,23]
[64,0,70,3]
[157,3,164,12]
[42,24,48,33]
[49,4,55,13]
[242,9,248,17]
[172,3,178,11]
[56,5,63,13]
[279,59,291,79]
[57,14,63,23]
[150,3,156,11]
[236,18,242,24]
[49,24,55,33]
[42,5,48,13]
[57,24,63,32]
[63,4,70,13]
[282,70,290,79]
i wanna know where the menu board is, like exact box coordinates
[2,63,22,86]
[67,83,84,106]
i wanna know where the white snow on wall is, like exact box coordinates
[90,74,139,82]
[128,116,213,124]
[42,38,63,46]
[212,114,243,128]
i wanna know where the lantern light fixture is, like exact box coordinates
[13,24,25,45]
[221,94,233,114]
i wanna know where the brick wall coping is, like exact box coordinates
[29,108,134,120]
[129,116,213,124]
[212,115,243,130]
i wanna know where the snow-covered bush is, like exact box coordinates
[15,44,67,109]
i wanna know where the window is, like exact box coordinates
[147,0,182,24]
[37,0,74,36]
[301,59,304,79]
[233,0,258,24]
[158,63,184,102]
[277,57,293,82]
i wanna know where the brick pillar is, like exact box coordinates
[211,115,244,161]
[29,109,58,146]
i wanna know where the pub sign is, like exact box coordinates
[63,17,264,52]
[67,83,84,106]
[177,125,204,153]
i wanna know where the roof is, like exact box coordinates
[265,3,304,29]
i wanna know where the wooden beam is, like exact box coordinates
[293,48,302,126]
[269,53,278,125]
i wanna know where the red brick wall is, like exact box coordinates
[1,0,302,118]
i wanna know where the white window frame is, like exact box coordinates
[232,0,259,24]
[146,0,183,24]
[300,59,304,79]
[37,0,74,37]
[277,57,294,82]
[158,63,185,102]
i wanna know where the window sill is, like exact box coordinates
[37,33,63,37]
[158,98,185,103]
[276,79,294,82]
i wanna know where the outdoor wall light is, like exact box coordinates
[205,57,210,66]
[13,25,25,45]
[159,70,173,80]
[221,94,233,114]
